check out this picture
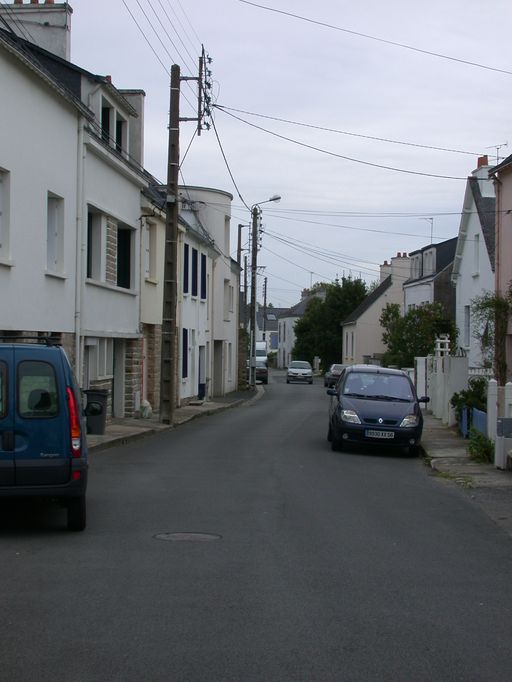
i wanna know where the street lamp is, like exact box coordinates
[249,194,281,387]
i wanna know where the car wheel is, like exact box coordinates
[331,432,343,452]
[286,379,290,384]
[407,444,420,458]
[309,380,313,384]
[327,423,333,442]
[67,495,86,532]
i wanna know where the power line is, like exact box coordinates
[156,0,199,67]
[210,116,250,211]
[238,0,512,77]
[214,107,467,180]
[0,3,36,42]
[145,0,196,73]
[215,105,483,156]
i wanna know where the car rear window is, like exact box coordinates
[18,361,59,418]
[0,362,6,419]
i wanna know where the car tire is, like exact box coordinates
[407,444,420,458]
[327,423,333,442]
[331,432,343,452]
[286,379,290,384]
[67,495,86,532]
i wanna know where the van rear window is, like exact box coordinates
[0,362,6,419]
[18,361,59,418]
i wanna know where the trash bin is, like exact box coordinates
[84,389,108,435]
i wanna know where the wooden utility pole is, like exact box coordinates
[159,64,181,424]
[249,205,259,387]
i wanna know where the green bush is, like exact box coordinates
[450,377,488,425]
[468,427,494,463]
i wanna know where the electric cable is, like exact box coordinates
[215,105,483,156]
[238,0,512,77]
[210,116,251,211]
[214,107,467,180]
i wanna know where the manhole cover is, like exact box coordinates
[154,532,222,542]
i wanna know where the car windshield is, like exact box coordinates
[330,364,344,373]
[290,361,311,369]
[343,372,413,401]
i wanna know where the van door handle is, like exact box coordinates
[2,431,14,451]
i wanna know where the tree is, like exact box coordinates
[293,278,368,367]
[380,302,457,367]
[471,289,512,385]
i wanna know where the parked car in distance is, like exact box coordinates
[324,363,346,387]
[255,359,268,384]
[287,360,313,384]
[0,337,103,531]
[326,364,429,455]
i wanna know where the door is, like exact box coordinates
[13,348,70,486]
[0,349,15,485]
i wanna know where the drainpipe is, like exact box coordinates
[74,116,86,384]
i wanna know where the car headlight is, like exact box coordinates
[340,409,361,424]
[400,414,419,428]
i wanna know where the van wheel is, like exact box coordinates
[67,496,86,531]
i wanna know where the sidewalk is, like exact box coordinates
[87,386,262,452]
[421,411,512,490]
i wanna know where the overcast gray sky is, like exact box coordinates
[70,0,512,307]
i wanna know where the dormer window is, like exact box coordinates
[100,96,128,157]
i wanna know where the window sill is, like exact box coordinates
[85,278,137,296]
[45,270,67,281]
[472,272,480,278]
[144,277,158,285]
[0,258,14,269]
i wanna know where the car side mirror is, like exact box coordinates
[326,388,338,397]
[418,396,430,403]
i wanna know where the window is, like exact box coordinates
[0,169,10,259]
[18,361,59,418]
[86,338,114,380]
[464,305,471,347]
[46,192,64,273]
[115,112,127,154]
[183,243,189,294]
[191,248,198,296]
[117,225,132,289]
[223,279,231,320]
[87,210,105,280]
[182,328,188,378]
[101,100,112,143]
[200,253,207,299]
[144,221,157,280]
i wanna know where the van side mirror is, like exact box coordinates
[418,396,430,403]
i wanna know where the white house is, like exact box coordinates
[451,157,495,367]
[341,253,410,365]
[178,187,240,400]
[277,290,326,368]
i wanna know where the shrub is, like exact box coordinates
[450,377,488,425]
[468,427,494,463]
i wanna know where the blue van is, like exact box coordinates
[0,338,100,531]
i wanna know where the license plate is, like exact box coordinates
[365,429,394,439]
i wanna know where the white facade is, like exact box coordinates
[177,187,239,399]
[451,163,495,367]
[341,254,410,365]
[278,315,299,368]
[0,31,80,335]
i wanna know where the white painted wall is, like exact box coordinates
[278,316,299,368]
[0,47,78,332]
[177,187,239,397]
[404,281,433,311]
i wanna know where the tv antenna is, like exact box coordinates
[486,142,508,164]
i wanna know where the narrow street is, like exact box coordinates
[1,371,511,681]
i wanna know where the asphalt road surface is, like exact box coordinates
[1,370,512,681]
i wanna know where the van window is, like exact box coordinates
[18,361,59,418]
[0,362,6,419]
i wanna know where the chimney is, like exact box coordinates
[477,155,489,168]
[0,0,73,60]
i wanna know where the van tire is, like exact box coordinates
[67,495,86,531]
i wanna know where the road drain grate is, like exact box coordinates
[154,532,222,542]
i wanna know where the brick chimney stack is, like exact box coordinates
[477,155,489,168]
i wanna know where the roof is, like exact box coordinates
[405,237,458,284]
[0,27,93,120]
[490,152,512,175]
[341,276,392,326]
[469,176,495,268]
